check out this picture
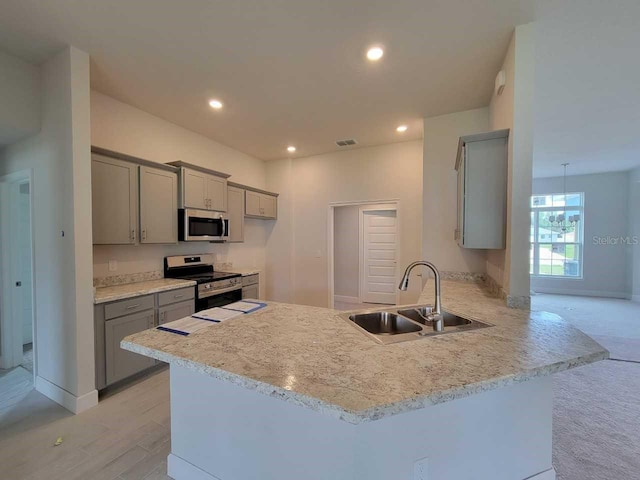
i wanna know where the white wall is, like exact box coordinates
[422,107,489,274]
[266,141,423,307]
[0,49,40,145]
[333,205,359,299]
[486,24,534,306]
[533,0,640,177]
[629,168,640,301]
[0,46,96,410]
[531,172,630,298]
[90,91,270,286]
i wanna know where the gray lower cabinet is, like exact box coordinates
[242,284,259,299]
[105,310,156,386]
[241,273,259,299]
[159,300,194,325]
[95,286,195,390]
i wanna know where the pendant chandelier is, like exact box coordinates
[548,163,580,233]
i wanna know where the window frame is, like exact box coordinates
[530,192,584,279]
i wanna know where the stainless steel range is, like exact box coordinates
[164,254,242,311]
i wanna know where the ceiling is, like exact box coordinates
[0,0,535,160]
[533,0,640,178]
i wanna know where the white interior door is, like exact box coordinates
[1,177,33,370]
[361,210,398,304]
[12,182,33,345]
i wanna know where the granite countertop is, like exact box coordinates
[232,267,261,276]
[94,278,197,304]
[122,280,608,424]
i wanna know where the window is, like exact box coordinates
[530,193,584,278]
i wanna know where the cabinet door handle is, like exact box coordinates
[174,294,184,299]
[131,229,135,241]
[126,304,140,310]
[142,229,147,240]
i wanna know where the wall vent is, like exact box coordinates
[335,139,358,147]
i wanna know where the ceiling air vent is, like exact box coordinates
[335,138,358,147]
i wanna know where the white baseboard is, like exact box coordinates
[334,295,360,304]
[525,467,556,479]
[168,454,220,480]
[531,287,629,299]
[35,376,98,414]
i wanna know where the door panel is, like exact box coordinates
[140,166,178,244]
[362,210,397,304]
[92,155,137,244]
[105,311,155,386]
[207,176,227,212]
[183,169,208,210]
[227,186,245,242]
[245,190,261,216]
[261,194,277,218]
[159,301,195,325]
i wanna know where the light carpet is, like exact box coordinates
[553,359,640,480]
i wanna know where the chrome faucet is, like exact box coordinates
[399,261,444,332]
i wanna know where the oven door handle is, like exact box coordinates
[199,284,242,298]
[221,214,226,239]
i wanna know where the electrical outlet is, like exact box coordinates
[414,457,429,480]
[108,260,118,272]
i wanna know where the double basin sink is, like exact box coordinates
[341,305,491,344]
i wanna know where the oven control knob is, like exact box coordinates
[204,284,211,289]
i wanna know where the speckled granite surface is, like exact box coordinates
[94,278,197,304]
[122,280,608,424]
[233,267,261,276]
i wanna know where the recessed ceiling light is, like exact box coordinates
[287,146,296,153]
[396,125,408,133]
[366,46,384,61]
[208,99,223,109]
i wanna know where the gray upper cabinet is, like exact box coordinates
[455,129,509,249]
[171,163,230,212]
[245,190,277,219]
[92,153,138,245]
[183,168,208,210]
[139,166,178,244]
[91,147,179,245]
[227,185,245,242]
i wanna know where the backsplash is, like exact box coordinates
[94,270,163,287]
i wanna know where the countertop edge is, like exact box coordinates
[94,280,197,305]
[121,339,609,424]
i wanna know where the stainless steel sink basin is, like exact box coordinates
[397,308,473,327]
[348,312,422,335]
[341,304,492,344]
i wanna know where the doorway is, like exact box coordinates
[328,201,399,309]
[0,170,35,382]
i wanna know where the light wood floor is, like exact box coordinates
[0,368,172,480]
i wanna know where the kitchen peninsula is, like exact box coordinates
[122,280,608,480]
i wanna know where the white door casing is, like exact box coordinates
[360,209,398,305]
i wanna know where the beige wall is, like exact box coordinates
[266,140,424,307]
[487,24,534,304]
[90,91,270,290]
[0,46,96,407]
[333,205,359,299]
[422,107,489,274]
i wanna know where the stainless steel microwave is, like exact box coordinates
[178,209,230,242]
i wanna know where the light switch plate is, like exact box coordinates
[414,457,429,480]
[108,260,117,272]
